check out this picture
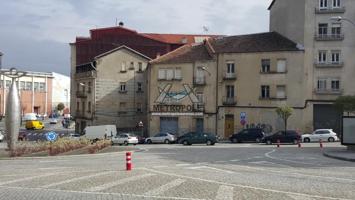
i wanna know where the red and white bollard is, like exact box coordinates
[298,140,302,148]
[319,139,323,149]
[277,139,280,148]
[126,152,132,171]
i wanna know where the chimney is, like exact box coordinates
[0,52,3,69]
[118,21,124,27]
[156,52,161,58]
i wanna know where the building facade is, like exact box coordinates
[269,0,355,133]
[148,33,306,138]
[51,72,70,113]
[70,25,218,133]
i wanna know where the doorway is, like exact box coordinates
[224,115,234,138]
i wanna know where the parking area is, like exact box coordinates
[0,142,354,199]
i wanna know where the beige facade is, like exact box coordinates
[270,0,355,133]
[74,46,149,133]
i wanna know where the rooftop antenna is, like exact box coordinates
[203,26,209,34]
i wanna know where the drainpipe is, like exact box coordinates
[215,55,219,136]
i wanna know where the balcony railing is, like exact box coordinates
[314,61,344,68]
[75,70,97,79]
[76,91,87,98]
[223,73,237,80]
[193,103,205,112]
[314,89,343,95]
[193,77,206,86]
[315,34,344,41]
[315,7,346,14]
[259,96,287,100]
[222,96,237,105]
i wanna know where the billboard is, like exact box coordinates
[342,116,355,145]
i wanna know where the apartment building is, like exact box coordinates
[148,32,305,138]
[71,25,218,133]
[269,0,355,133]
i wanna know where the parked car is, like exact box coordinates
[69,133,81,140]
[229,128,265,143]
[111,133,138,145]
[0,131,4,142]
[25,120,44,130]
[50,118,58,124]
[145,132,176,144]
[302,129,339,143]
[262,130,301,145]
[178,132,217,145]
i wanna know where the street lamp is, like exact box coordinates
[201,66,211,76]
[330,16,355,27]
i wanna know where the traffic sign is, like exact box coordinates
[240,119,246,126]
[138,121,143,127]
[240,112,246,120]
[46,131,58,142]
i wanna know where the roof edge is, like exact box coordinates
[268,0,276,10]
[94,45,152,61]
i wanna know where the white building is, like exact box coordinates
[52,72,71,112]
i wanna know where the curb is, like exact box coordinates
[323,151,355,162]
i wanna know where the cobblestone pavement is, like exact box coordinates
[0,143,354,200]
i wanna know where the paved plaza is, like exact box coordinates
[0,143,354,199]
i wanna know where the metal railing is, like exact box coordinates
[193,76,206,85]
[223,73,237,80]
[314,61,344,68]
[315,34,344,41]
[314,88,343,95]
[76,91,87,98]
[222,96,237,105]
[315,7,345,14]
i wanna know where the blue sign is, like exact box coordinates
[240,112,247,120]
[46,131,58,142]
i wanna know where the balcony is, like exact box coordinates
[76,91,87,98]
[259,96,287,101]
[75,70,97,80]
[75,111,92,120]
[315,7,345,14]
[223,73,237,80]
[314,89,343,95]
[315,34,344,41]
[193,103,205,112]
[314,61,344,68]
[193,77,206,86]
[222,96,237,105]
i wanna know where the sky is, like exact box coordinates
[0,0,272,76]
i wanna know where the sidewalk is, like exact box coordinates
[323,147,355,162]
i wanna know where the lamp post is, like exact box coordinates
[2,68,26,154]
[330,16,355,27]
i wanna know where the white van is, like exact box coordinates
[83,125,117,141]
[23,113,37,121]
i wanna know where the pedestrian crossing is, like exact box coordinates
[0,167,326,200]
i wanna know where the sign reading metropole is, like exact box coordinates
[152,84,204,115]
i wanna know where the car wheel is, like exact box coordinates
[206,140,212,145]
[328,137,335,142]
[164,139,170,144]
[124,141,128,146]
[255,138,261,143]
[147,139,152,144]
[232,138,238,143]
[266,140,272,145]
[304,138,310,143]
[183,140,189,146]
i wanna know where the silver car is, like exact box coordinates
[0,131,4,142]
[145,132,176,144]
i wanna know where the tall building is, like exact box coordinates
[70,25,218,133]
[269,0,355,133]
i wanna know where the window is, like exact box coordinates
[277,59,287,73]
[40,83,45,91]
[318,24,328,35]
[26,82,32,90]
[82,101,86,113]
[158,69,166,80]
[166,69,174,80]
[88,102,91,113]
[319,0,328,9]
[174,68,182,80]
[317,79,327,90]
[332,0,340,8]
[261,85,270,98]
[76,102,80,111]
[121,61,126,72]
[119,102,126,111]
[34,82,39,91]
[136,103,142,112]
[226,85,234,98]
[331,51,340,63]
[120,82,126,92]
[5,80,11,88]
[0,81,2,88]
[196,92,204,103]
[261,59,270,73]
[129,62,134,69]
[331,24,341,35]
[88,82,92,93]
[226,61,235,74]
[20,81,25,90]
[138,62,143,71]
[81,82,85,93]
[137,82,142,92]
[276,85,286,99]
[331,79,340,90]
[318,51,327,63]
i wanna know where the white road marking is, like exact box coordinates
[187,166,234,174]
[144,179,186,196]
[215,161,227,163]
[0,173,55,186]
[142,168,351,200]
[288,194,315,200]
[215,185,234,200]
[152,165,168,169]
[176,164,192,167]
[41,171,115,188]
[38,167,72,170]
[229,159,240,162]
[39,160,70,163]
[265,149,321,166]
[87,173,155,192]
